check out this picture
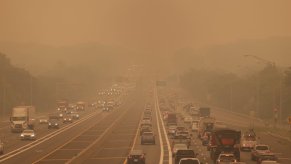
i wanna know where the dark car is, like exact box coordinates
[63,115,73,123]
[175,149,197,164]
[48,119,60,129]
[127,149,145,164]
[141,132,155,145]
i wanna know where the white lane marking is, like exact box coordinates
[0,110,101,163]
[66,104,134,164]
[122,102,144,164]
[154,90,165,164]
[155,87,172,164]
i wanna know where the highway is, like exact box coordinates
[0,82,290,164]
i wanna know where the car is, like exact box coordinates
[240,136,257,151]
[0,140,4,155]
[175,149,197,164]
[39,117,48,124]
[140,126,152,135]
[172,138,191,148]
[127,149,145,164]
[168,125,177,136]
[251,144,271,161]
[172,143,188,157]
[141,132,155,145]
[257,153,278,164]
[48,118,60,129]
[63,115,73,123]
[216,153,238,164]
[20,129,36,140]
[176,126,187,133]
[140,121,152,128]
[178,158,201,164]
[191,122,199,132]
[201,132,211,146]
[184,116,193,124]
[175,131,191,139]
[70,112,80,119]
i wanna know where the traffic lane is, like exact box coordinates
[76,99,145,164]
[214,110,291,164]
[0,110,108,164]
[257,131,291,164]
[134,104,161,164]
[0,108,97,156]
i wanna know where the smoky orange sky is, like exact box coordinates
[0,0,290,53]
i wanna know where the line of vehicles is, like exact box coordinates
[127,102,155,164]
[162,97,280,164]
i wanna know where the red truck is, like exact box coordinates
[209,128,241,163]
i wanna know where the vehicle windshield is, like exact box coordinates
[257,146,269,150]
[219,155,235,161]
[11,117,26,121]
[23,130,33,133]
[180,160,200,164]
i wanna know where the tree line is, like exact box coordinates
[180,64,291,122]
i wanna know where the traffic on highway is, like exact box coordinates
[1,1,291,164]
[0,77,290,164]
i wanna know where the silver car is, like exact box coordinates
[20,129,36,140]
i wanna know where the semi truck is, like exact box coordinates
[10,106,36,133]
[209,128,241,163]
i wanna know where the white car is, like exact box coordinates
[216,153,237,164]
[172,143,188,157]
[179,158,201,164]
[20,129,36,140]
[39,118,48,124]
[191,122,199,132]
[168,125,177,135]
[184,116,193,123]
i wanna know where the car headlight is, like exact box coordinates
[49,123,51,125]
[21,134,24,137]
[31,134,35,137]
[55,123,58,125]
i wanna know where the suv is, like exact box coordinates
[48,118,60,129]
[127,149,145,164]
[216,153,237,164]
[251,144,270,161]
[141,132,155,145]
[175,149,197,164]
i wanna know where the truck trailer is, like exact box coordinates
[10,106,36,133]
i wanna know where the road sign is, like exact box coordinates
[288,116,291,124]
